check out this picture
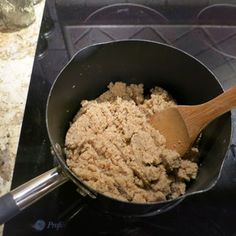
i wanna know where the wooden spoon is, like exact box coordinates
[149,85,236,156]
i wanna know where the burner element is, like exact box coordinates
[84,3,168,24]
[197,4,236,58]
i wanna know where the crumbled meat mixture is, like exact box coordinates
[65,82,199,203]
[177,160,198,181]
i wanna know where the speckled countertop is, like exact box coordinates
[0,1,45,233]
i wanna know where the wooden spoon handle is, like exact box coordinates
[178,85,236,141]
[200,85,236,124]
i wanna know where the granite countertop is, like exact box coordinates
[0,0,45,232]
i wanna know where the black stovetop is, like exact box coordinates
[3,1,236,235]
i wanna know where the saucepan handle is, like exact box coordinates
[0,167,68,224]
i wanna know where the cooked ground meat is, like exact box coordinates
[65,82,199,203]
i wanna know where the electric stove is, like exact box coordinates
[3,1,236,235]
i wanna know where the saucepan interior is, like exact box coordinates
[46,40,231,215]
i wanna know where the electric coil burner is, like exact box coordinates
[3,1,236,235]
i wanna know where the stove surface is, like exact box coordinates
[3,1,236,235]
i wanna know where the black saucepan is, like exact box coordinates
[0,40,232,224]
